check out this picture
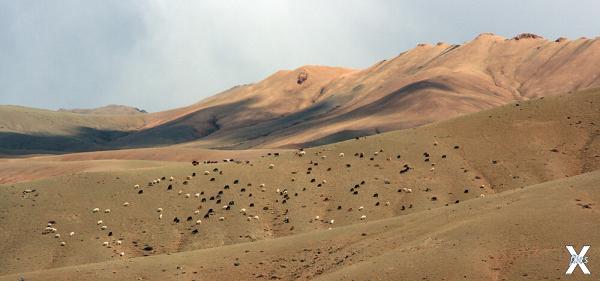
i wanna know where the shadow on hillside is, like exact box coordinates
[0,128,127,155]
[0,98,259,156]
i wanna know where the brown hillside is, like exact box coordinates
[0,88,598,279]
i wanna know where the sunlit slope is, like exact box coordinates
[0,89,597,276]
[2,170,598,281]
[2,34,600,153]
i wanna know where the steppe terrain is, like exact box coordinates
[1,85,599,280]
[1,34,600,280]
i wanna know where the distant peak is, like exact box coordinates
[473,33,505,41]
[512,33,544,40]
[555,37,569,43]
[58,104,148,115]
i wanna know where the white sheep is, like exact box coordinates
[60,241,66,246]
[204,171,210,175]
[339,152,345,157]
[321,155,327,159]
[297,151,306,156]
[104,209,111,213]
[159,213,163,220]
[480,194,486,198]
[186,176,192,180]
[102,241,109,246]
[178,190,183,195]
[100,225,108,230]
[69,231,75,236]
[218,216,225,221]
[385,201,390,206]
[322,179,327,184]
[119,252,125,256]
[360,215,367,220]
[259,183,266,188]
[194,193,200,198]
[169,176,174,181]
[194,210,200,214]
[92,208,100,213]
[195,219,202,225]
[157,207,163,212]
[268,164,275,169]
[240,208,247,214]
[184,193,191,198]
[116,240,122,245]
[402,188,413,193]
[329,219,335,224]
[97,220,103,225]
[358,206,364,211]
[253,215,260,220]
[54,233,60,238]
[134,184,140,189]
[122,202,130,207]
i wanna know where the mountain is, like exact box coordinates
[1,33,600,154]
[58,104,148,115]
[1,88,598,279]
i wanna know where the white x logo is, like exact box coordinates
[566,245,591,275]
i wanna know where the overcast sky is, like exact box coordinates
[1,1,598,112]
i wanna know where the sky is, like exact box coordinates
[1,0,599,112]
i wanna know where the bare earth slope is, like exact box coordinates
[58,104,148,115]
[2,34,600,153]
[2,170,598,281]
[0,89,598,280]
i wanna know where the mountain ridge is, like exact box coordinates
[1,33,599,153]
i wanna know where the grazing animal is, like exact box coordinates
[400,164,411,173]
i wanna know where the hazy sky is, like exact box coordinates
[1,1,598,112]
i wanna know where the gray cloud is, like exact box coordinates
[1,0,599,112]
